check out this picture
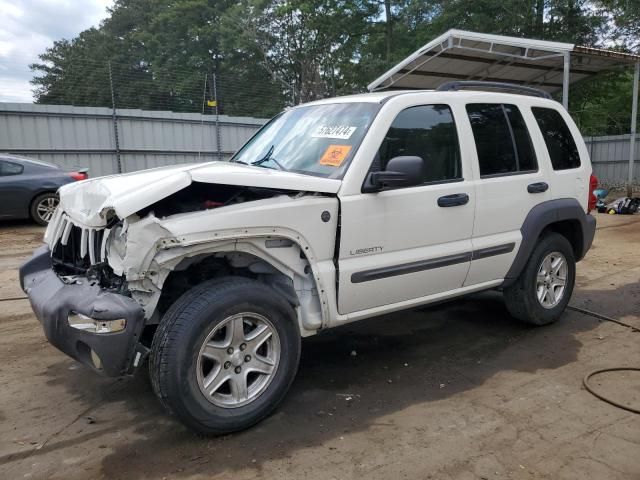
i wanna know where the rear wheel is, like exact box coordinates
[30,192,59,225]
[504,232,576,325]
[149,277,300,435]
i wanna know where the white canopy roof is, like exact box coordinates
[367,29,640,192]
[368,29,640,94]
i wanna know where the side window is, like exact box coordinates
[531,107,581,170]
[466,103,538,177]
[504,105,537,172]
[377,104,461,184]
[0,160,24,176]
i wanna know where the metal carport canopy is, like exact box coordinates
[367,29,640,190]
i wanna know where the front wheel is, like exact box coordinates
[149,277,301,435]
[503,232,576,326]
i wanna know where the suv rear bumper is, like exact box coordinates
[19,245,147,377]
[580,213,596,260]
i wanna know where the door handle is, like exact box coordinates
[527,182,549,193]
[437,193,469,207]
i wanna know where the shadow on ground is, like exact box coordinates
[15,289,602,479]
[574,280,640,324]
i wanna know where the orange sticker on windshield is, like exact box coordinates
[319,145,352,167]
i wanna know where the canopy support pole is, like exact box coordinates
[562,51,570,109]
[628,62,639,196]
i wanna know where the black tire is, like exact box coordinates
[503,232,576,326]
[149,276,301,435]
[30,192,59,226]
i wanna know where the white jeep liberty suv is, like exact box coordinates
[21,82,597,434]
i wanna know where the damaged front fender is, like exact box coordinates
[115,194,339,336]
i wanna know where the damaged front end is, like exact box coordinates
[20,207,147,376]
[21,171,338,376]
[20,243,147,376]
[47,211,128,293]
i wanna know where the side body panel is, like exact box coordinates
[459,102,553,286]
[332,91,594,328]
[336,96,477,315]
[338,183,475,313]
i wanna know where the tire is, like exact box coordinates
[30,192,59,226]
[149,276,301,435]
[503,232,576,326]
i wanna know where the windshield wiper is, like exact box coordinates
[252,145,286,171]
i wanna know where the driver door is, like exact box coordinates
[337,104,475,314]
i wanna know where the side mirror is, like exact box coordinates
[362,156,425,193]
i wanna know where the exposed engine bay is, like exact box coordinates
[136,182,298,218]
[44,180,336,335]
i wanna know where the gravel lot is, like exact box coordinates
[0,215,638,480]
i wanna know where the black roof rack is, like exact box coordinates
[436,81,553,100]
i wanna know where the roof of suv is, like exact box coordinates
[302,89,561,107]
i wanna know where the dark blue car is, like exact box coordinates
[0,154,88,225]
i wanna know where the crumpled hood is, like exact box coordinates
[58,161,341,226]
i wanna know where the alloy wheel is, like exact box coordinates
[196,312,280,408]
[536,251,568,309]
[36,196,58,224]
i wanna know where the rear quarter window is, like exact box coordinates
[0,160,24,176]
[531,107,581,170]
[465,103,537,177]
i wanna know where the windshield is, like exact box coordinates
[231,102,379,178]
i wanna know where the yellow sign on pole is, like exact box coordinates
[207,100,217,107]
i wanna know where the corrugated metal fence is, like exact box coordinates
[584,134,639,187]
[0,103,266,177]
[0,102,637,185]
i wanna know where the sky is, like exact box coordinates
[0,0,113,103]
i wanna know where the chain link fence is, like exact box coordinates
[0,58,299,175]
[2,55,639,187]
[29,58,296,118]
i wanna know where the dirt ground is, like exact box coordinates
[0,215,638,480]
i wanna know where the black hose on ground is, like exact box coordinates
[568,305,640,414]
[567,305,639,332]
[583,368,640,414]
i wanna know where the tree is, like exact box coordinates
[30,0,285,115]
[31,0,165,109]
[598,0,640,52]
[227,0,376,102]
[28,0,632,131]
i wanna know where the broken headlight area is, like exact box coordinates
[106,222,127,260]
[47,211,129,293]
[135,182,298,218]
[54,263,129,295]
[88,263,129,293]
[68,312,126,334]
[50,219,106,274]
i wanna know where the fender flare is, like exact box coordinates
[130,229,330,335]
[503,198,596,286]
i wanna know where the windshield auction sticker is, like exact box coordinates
[312,125,357,139]
[319,145,352,167]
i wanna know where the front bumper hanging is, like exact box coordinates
[19,245,147,377]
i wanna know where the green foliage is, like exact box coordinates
[29,0,638,133]
[571,69,635,135]
[597,0,640,51]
